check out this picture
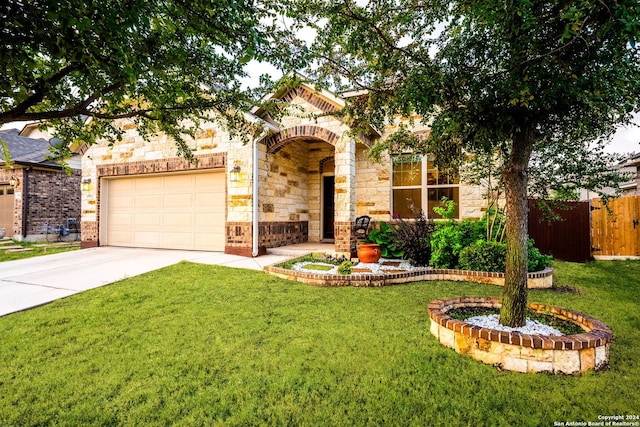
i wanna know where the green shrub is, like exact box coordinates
[458,241,507,272]
[528,238,553,271]
[429,217,485,269]
[458,239,552,272]
[391,209,435,266]
[337,260,354,275]
[366,221,404,259]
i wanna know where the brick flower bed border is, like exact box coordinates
[428,297,613,374]
[263,264,553,288]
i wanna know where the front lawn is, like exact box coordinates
[1,260,639,426]
[0,242,79,262]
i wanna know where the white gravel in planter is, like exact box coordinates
[355,258,424,274]
[466,314,564,336]
[292,262,338,275]
[291,258,425,275]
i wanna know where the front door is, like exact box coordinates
[322,175,335,240]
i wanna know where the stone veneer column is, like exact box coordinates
[333,135,356,257]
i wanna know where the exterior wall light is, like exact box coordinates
[8,176,18,187]
[230,166,242,182]
[81,178,92,191]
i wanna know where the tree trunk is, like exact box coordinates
[500,129,534,327]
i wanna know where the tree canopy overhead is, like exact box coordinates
[285,0,640,326]
[0,0,300,158]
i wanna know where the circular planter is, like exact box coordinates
[428,297,613,374]
[357,243,381,263]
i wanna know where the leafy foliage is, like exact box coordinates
[337,260,354,275]
[458,241,507,273]
[429,200,485,269]
[287,0,640,326]
[0,0,302,161]
[390,209,435,267]
[527,239,553,272]
[366,221,403,259]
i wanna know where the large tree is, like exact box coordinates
[285,0,640,326]
[0,0,299,159]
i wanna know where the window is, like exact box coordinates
[392,154,459,219]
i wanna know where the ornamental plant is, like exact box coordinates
[390,209,435,267]
[366,221,404,259]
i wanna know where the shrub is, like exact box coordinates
[458,239,553,273]
[338,260,354,275]
[458,241,507,272]
[366,221,404,259]
[528,238,553,271]
[391,209,435,266]
[429,218,485,269]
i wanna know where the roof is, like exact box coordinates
[0,129,63,169]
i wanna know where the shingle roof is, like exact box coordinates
[0,129,62,169]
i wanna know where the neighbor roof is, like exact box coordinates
[0,129,63,169]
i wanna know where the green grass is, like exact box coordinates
[0,241,79,262]
[0,260,639,426]
[301,263,334,271]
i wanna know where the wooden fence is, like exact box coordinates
[591,195,640,257]
[527,200,592,263]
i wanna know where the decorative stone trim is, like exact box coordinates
[264,265,553,288]
[280,86,342,114]
[427,297,613,374]
[263,126,341,154]
[224,221,309,256]
[95,153,226,177]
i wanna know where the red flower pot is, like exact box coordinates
[357,243,381,264]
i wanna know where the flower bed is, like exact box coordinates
[428,297,613,374]
[264,256,553,288]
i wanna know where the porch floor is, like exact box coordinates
[266,242,336,257]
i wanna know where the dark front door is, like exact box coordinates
[322,176,335,240]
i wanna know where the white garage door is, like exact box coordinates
[104,172,225,251]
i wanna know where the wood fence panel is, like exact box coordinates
[527,200,591,263]
[591,195,640,257]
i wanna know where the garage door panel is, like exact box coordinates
[105,172,225,251]
[110,195,134,209]
[164,193,194,208]
[134,213,162,227]
[134,195,162,209]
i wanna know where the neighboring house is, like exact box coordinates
[81,83,486,257]
[0,129,81,240]
[579,152,640,200]
[618,152,640,195]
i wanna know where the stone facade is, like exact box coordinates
[81,83,490,257]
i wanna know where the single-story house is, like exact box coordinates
[81,83,486,257]
[0,129,81,240]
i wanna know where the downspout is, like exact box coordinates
[252,129,267,257]
[21,168,30,238]
[252,123,278,257]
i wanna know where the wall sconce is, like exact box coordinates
[81,178,92,191]
[230,166,242,182]
[8,176,18,187]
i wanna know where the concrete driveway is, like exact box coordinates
[0,247,291,317]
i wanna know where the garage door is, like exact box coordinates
[104,172,225,251]
[0,185,15,237]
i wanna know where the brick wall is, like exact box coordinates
[26,168,81,236]
[0,167,81,239]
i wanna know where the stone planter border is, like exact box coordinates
[264,263,553,288]
[428,297,613,374]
